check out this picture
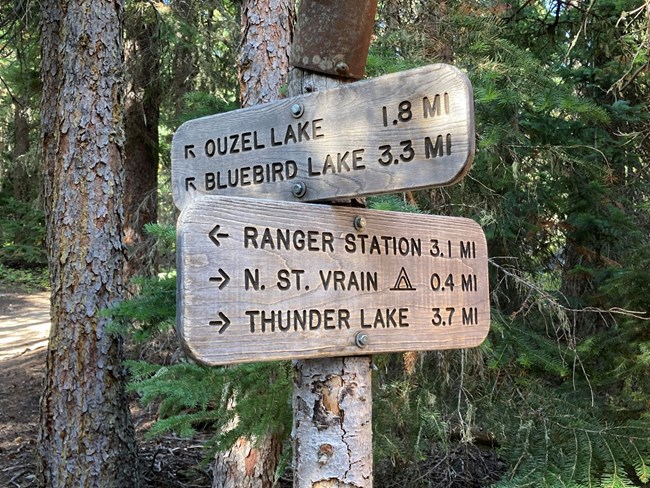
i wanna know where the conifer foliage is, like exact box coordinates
[367,1,650,486]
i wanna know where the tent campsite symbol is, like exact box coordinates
[390,267,416,291]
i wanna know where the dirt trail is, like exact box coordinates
[0,289,49,487]
[0,290,214,487]
[0,290,50,361]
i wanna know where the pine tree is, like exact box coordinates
[38,0,140,485]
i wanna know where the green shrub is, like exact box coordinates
[0,194,46,268]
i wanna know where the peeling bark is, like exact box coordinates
[292,357,373,488]
[212,435,282,488]
[37,0,139,486]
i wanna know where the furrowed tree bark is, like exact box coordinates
[38,0,140,486]
[287,69,373,488]
[211,1,294,487]
[237,0,294,107]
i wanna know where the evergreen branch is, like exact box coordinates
[573,354,595,407]
[489,258,649,321]
[502,0,536,24]
[506,144,611,166]
[0,72,20,106]
[615,3,649,26]
[630,441,649,483]
[610,60,650,96]
[586,431,594,487]
[564,0,596,62]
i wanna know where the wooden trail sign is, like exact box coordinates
[171,64,474,210]
[177,195,489,365]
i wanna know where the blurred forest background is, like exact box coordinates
[1,0,649,486]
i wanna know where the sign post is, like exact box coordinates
[284,62,376,486]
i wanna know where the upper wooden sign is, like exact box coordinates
[171,64,474,209]
[177,195,489,365]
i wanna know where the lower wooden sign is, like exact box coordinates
[177,195,490,365]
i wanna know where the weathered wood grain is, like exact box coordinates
[171,63,474,209]
[177,195,489,365]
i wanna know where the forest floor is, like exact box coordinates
[0,288,213,488]
[0,287,507,487]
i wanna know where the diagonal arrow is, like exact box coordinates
[209,225,229,247]
[209,312,231,334]
[209,268,231,290]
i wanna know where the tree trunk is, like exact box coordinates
[37,1,140,486]
[11,41,34,203]
[293,357,373,488]
[559,234,601,336]
[170,0,198,118]
[123,2,161,279]
[237,0,294,107]
[12,105,30,202]
[211,1,294,486]
[212,433,283,488]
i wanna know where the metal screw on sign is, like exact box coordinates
[292,181,307,198]
[353,216,366,231]
[355,332,369,348]
[335,62,350,76]
[291,103,304,118]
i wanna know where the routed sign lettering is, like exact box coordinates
[177,195,489,365]
[171,64,474,209]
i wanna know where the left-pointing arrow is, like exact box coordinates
[209,312,231,334]
[209,225,229,247]
[209,269,231,290]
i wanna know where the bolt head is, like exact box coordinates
[353,216,366,231]
[292,181,306,198]
[355,332,369,348]
[335,62,350,75]
[291,103,304,118]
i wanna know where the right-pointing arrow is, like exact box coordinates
[209,269,231,290]
[209,312,231,334]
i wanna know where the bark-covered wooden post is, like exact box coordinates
[288,2,377,486]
